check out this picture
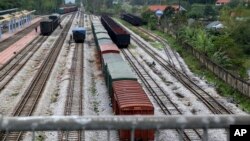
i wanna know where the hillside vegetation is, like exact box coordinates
[0,0,81,14]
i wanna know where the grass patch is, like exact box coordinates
[149,27,250,113]
[150,41,164,50]
[90,74,99,114]
[243,55,250,70]
[11,92,19,96]
[130,44,137,49]
[50,93,58,103]
[91,83,97,96]
[93,101,100,113]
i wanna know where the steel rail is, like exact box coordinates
[121,49,202,141]
[0,36,47,91]
[1,13,76,141]
[130,34,232,115]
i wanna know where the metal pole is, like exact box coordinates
[0,24,2,39]
[8,21,11,33]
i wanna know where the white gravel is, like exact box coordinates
[22,13,79,140]
[116,20,247,141]
[84,15,118,141]
[0,13,247,141]
[0,15,71,116]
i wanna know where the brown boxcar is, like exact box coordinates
[101,15,130,48]
[112,80,154,141]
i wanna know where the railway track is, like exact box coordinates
[0,13,76,141]
[137,27,188,75]
[0,15,69,91]
[0,36,47,91]
[130,33,233,115]
[59,11,85,141]
[121,49,202,141]
[59,43,84,141]
[0,20,41,52]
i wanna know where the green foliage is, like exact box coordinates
[162,32,250,113]
[204,5,218,19]
[179,25,246,75]
[187,4,218,20]
[187,4,205,19]
[228,0,242,8]
[142,10,157,30]
[0,0,63,14]
[194,28,214,55]
[211,51,232,68]
[0,0,21,10]
[164,7,175,18]
[141,10,152,23]
[230,20,250,54]
[179,26,195,42]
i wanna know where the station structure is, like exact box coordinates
[0,8,35,39]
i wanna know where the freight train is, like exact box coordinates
[40,13,60,35]
[120,13,144,26]
[101,15,130,48]
[58,6,78,14]
[91,16,154,141]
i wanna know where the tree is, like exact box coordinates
[230,20,250,54]
[193,28,214,56]
[187,4,205,19]
[204,5,217,20]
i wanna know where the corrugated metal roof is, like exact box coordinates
[148,5,167,12]
[99,43,120,54]
[107,62,137,81]
[102,53,124,65]
[94,27,107,33]
[96,32,110,39]
[216,0,230,4]
[113,80,153,109]
[0,10,35,23]
[97,39,113,45]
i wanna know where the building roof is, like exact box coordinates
[216,0,231,4]
[148,5,186,12]
[170,4,186,11]
[148,5,167,12]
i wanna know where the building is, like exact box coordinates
[215,0,231,6]
[148,5,186,13]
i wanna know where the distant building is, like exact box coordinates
[65,0,75,4]
[215,0,230,6]
[206,21,224,30]
[148,5,167,12]
[148,5,186,13]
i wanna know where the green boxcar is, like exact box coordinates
[97,39,113,51]
[94,27,108,34]
[102,53,123,73]
[96,32,110,39]
[96,33,112,49]
[106,61,137,97]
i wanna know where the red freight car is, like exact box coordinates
[112,80,154,141]
[98,43,120,63]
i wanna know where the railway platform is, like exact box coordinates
[0,17,41,42]
[0,25,40,67]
